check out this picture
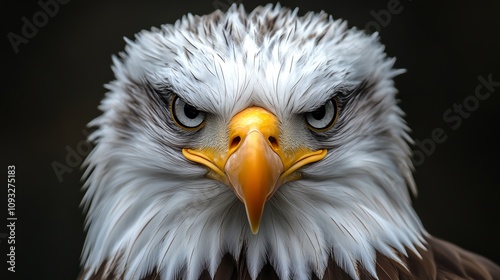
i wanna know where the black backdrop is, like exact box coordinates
[2,0,499,279]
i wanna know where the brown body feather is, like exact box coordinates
[80,236,500,280]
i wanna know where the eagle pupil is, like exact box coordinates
[184,104,199,119]
[312,106,326,120]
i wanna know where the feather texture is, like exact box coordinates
[80,236,500,279]
[79,3,500,280]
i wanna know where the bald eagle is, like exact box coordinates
[79,4,500,280]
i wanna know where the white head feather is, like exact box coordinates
[81,4,426,280]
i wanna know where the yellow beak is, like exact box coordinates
[182,107,327,234]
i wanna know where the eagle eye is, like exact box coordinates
[305,98,338,131]
[171,96,206,129]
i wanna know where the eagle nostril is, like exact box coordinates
[230,136,241,150]
[268,136,279,150]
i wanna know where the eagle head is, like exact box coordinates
[80,4,433,280]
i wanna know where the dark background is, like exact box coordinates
[1,0,499,279]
